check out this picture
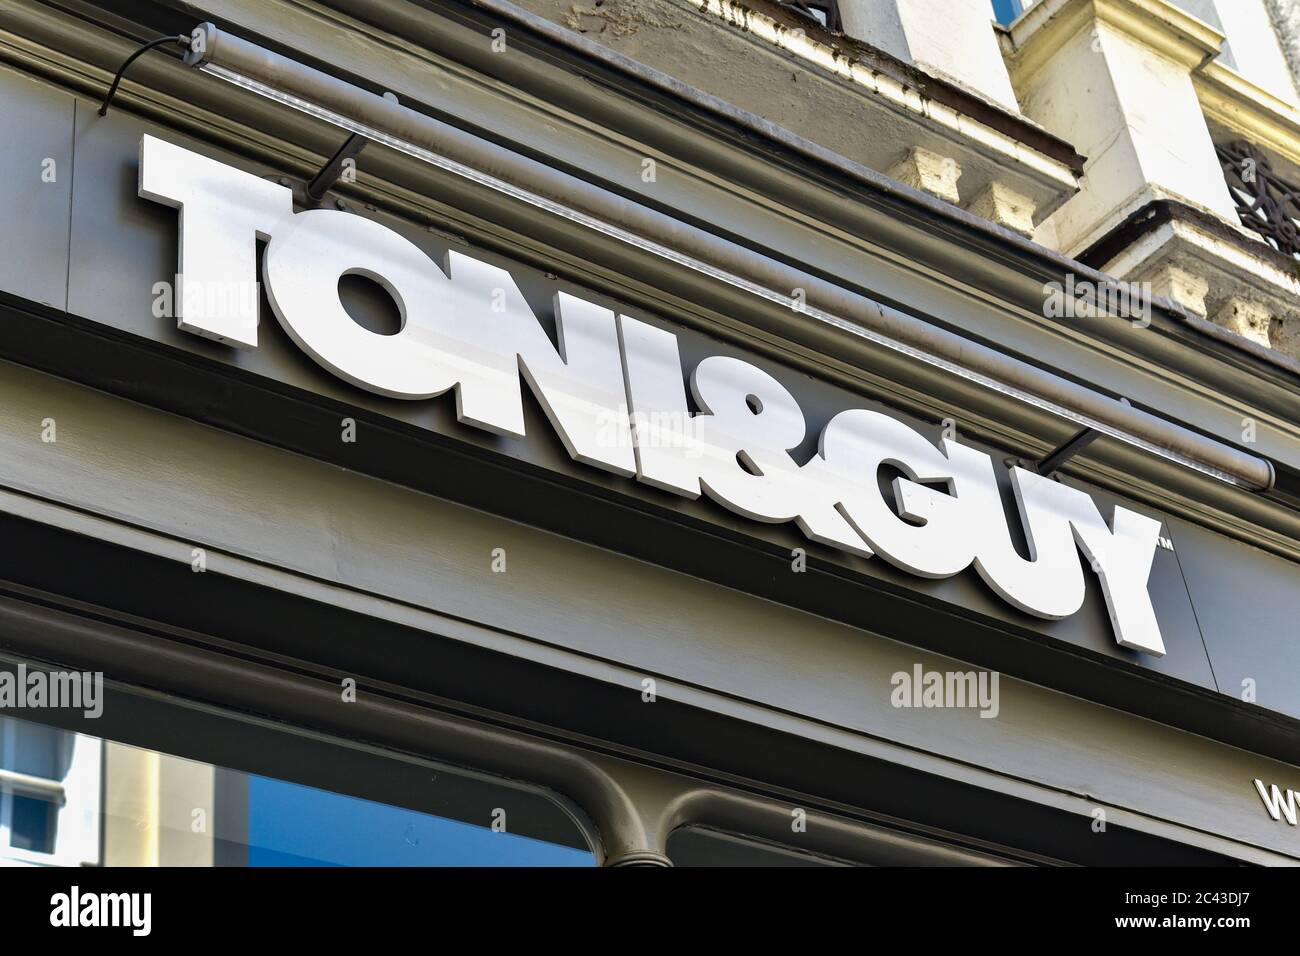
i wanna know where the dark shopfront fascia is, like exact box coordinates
[1,0,1300,866]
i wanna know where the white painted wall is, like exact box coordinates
[1013,12,1238,254]
[1172,0,1299,104]
[839,0,1021,110]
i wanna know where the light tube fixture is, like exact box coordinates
[185,28,1274,492]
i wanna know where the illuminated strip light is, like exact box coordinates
[200,62,1259,489]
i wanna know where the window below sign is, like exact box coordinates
[0,715,594,868]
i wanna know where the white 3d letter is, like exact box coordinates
[618,315,703,497]
[139,135,292,347]
[945,441,1165,655]
[262,208,460,398]
[817,410,973,577]
[440,251,635,475]
[688,356,808,523]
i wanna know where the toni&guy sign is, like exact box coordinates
[138,135,1166,655]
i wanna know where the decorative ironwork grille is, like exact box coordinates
[1216,139,1300,258]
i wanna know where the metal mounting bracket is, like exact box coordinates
[304,92,398,204]
[1034,427,1101,477]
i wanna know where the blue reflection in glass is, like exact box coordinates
[9,794,56,853]
[992,0,1023,25]
[246,776,594,867]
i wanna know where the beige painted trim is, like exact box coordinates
[1196,59,1300,170]
[1006,0,1224,83]
[696,0,1079,191]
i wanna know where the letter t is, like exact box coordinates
[138,135,293,348]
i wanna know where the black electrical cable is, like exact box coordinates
[98,35,189,117]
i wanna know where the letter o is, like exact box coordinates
[262,209,456,399]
